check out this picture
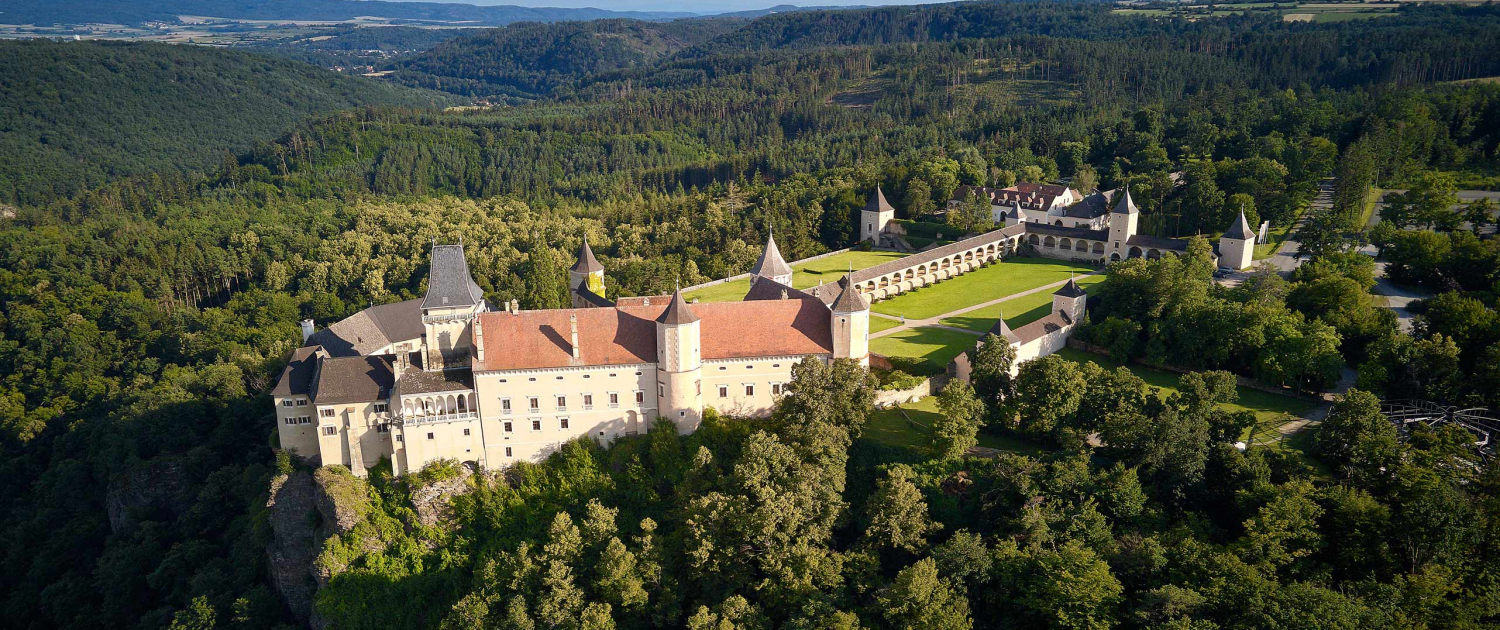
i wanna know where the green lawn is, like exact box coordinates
[1358,187,1384,230]
[1054,348,1314,426]
[940,274,1107,333]
[870,257,1098,320]
[866,396,1046,456]
[685,250,908,303]
[870,327,981,375]
[870,315,903,334]
[1254,215,1299,259]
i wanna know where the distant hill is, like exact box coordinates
[390,18,745,99]
[711,4,870,19]
[0,39,452,206]
[1,0,691,27]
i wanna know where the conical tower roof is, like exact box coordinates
[750,231,793,279]
[571,236,604,273]
[1222,209,1255,241]
[987,313,1020,344]
[830,275,869,313]
[1112,186,1139,215]
[657,289,700,325]
[864,185,896,214]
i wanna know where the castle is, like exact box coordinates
[273,236,869,477]
[273,186,1256,477]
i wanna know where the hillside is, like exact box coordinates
[389,18,746,99]
[0,39,451,206]
[2,0,691,27]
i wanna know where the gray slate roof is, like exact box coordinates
[658,290,700,325]
[1126,234,1191,252]
[987,316,1021,344]
[743,277,822,303]
[571,237,605,273]
[1028,223,1109,241]
[1063,189,1116,219]
[1113,187,1139,215]
[830,276,870,312]
[750,232,793,279]
[422,244,484,310]
[272,345,325,397]
[1223,210,1255,240]
[864,186,896,215]
[307,298,424,357]
[1053,277,1087,298]
[310,355,395,405]
[1011,312,1071,344]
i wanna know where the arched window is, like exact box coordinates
[1092,242,1104,254]
[1044,236,1056,248]
[1059,238,1073,251]
[1128,246,1143,259]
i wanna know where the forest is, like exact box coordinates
[1,1,1499,628]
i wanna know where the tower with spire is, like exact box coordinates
[860,185,897,244]
[1218,208,1256,271]
[1107,186,1140,257]
[830,275,871,366]
[655,289,703,431]
[569,236,606,308]
[1052,275,1088,323]
[750,230,794,287]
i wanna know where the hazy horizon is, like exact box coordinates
[404,0,927,16]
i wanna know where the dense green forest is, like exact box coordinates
[2,1,1500,628]
[0,40,452,207]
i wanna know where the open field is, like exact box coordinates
[871,257,1098,320]
[866,396,1046,455]
[870,327,980,375]
[870,316,903,334]
[1054,348,1314,425]
[940,274,1108,333]
[684,250,908,303]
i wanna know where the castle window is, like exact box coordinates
[556,395,567,411]
[745,384,755,396]
[396,434,403,442]
[718,366,726,371]
[373,403,388,414]
[427,432,434,440]
[299,417,311,425]
[503,421,513,433]
[296,399,308,407]
[658,383,664,397]
[531,419,542,431]
[635,391,644,405]
[528,397,540,412]
[283,418,297,425]
[505,447,513,457]
[322,427,336,436]
[282,400,294,407]
[582,394,593,410]
[320,408,335,418]
[771,382,783,396]
[501,398,512,414]
[696,380,701,396]
[718,385,727,398]
[463,428,471,436]
[608,392,619,408]
[560,418,570,430]
[376,423,390,433]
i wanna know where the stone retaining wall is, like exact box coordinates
[874,374,950,407]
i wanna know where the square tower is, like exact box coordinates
[860,185,896,244]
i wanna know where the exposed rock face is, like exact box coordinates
[266,468,371,629]
[106,457,189,535]
[409,464,475,529]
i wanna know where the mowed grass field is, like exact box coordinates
[870,326,981,375]
[870,257,1099,320]
[870,315,903,333]
[684,250,908,303]
[941,274,1107,332]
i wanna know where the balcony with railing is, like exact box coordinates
[399,410,478,426]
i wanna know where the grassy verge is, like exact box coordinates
[870,315,903,334]
[1254,214,1300,259]
[870,326,980,375]
[870,257,1097,320]
[866,396,1046,456]
[940,274,1107,333]
[1358,187,1384,230]
[685,250,908,303]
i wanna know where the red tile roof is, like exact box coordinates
[473,299,833,371]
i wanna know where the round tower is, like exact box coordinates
[830,276,870,366]
[655,290,703,432]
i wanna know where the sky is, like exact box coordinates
[410,0,929,16]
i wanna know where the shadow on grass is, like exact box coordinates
[944,303,1052,333]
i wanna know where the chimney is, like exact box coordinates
[569,314,580,360]
[472,317,485,363]
[510,298,519,314]
[300,319,315,343]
